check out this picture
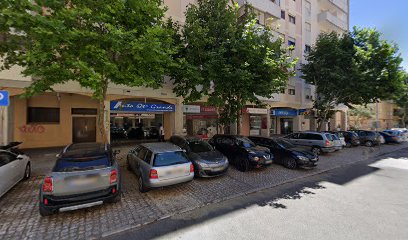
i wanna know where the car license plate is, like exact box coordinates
[70,177,98,186]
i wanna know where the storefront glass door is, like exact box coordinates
[280,118,294,135]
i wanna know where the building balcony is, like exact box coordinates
[318,11,348,31]
[238,0,281,19]
[318,0,348,13]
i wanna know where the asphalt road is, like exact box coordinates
[106,147,408,240]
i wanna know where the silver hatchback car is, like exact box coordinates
[127,143,194,193]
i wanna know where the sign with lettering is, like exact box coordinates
[183,105,201,113]
[110,101,175,112]
[200,106,217,113]
[0,90,9,107]
[271,109,298,117]
[244,108,268,114]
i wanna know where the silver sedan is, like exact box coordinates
[0,143,31,198]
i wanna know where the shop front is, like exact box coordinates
[270,108,312,135]
[183,105,219,139]
[110,100,175,141]
[242,107,269,136]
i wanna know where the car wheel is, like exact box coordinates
[284,158,297,169]
[23,163,31,180]
[237,157,250,172]
[138,176,149,193]
[346,142,352,148]
[311,147,321,155]
[39,205,53,217]
[106,192,122,203]
[365,141,373,147]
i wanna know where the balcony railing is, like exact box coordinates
[318,11,348,31]
[237,0,281,19]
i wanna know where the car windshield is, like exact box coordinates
[153,151,189,167]
[332,135,340,140]
[275,139,295,149]
[53,156,111,172]
[188,141,213,153]
[325,134,333,140]
[236,137,256,148]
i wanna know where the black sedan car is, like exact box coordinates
[169,136,229,177]
[208,135,273,172]
[248,136,318,169]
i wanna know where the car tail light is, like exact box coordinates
[112,187,116,194]
[149,169,158,179]
[110,169,117,184]
[42,176,53,193]
[43,198,48,205]
[190,164,194,173]
[325,140,330,147]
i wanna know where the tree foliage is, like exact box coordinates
[169,0,296,131]
[302,28,404,131]
[0,0,176,141]
[394,71,408,127]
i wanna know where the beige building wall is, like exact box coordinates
[348,102,401,130]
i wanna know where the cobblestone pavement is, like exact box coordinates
[0,143,407,239]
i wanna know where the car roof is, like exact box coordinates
[61,143,109,158]
[141,142,182,153]
[172,135,202,142]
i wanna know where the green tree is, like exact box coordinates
[394,71,408,127]
[302,28,404,131]
[348,105,374,129]
[170,0,296,134]
[0,0,176,142]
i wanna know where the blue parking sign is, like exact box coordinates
[0,90,10,106]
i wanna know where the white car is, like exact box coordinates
[0,142,31,198]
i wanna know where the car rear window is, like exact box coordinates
[153,151,189,167]
[53,156,112,172]
[325,134,333,140]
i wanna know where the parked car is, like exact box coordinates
[0,142,31,198]
[379,131,403,144]
[127,143,194,192]
[248,137,318,169]
[39,143,122,216]
[208,135,273,172]
[283,132,335,155]
[324,131,346,147]
[384,129,407,142]
[352,130,383,147]
[338,131,361,147]
[329,134,343,151]
[169,136,229,177]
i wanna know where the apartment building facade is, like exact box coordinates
[0,0,349,148]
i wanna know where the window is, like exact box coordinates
[288,89,296,95]
[305,22,311,32]
[27,107,60,123]
[305,1,311,17]
[137,147,147,160]
[281,10,285,19]
[289,15,296,24]
[0,152,17,167]
[144,150,153,164]
[280,88,286,94]
[288,40,296,47]
[72,108,97,115]
[153,151,189,167]
[271,0,280,5]
[305,45,311,53]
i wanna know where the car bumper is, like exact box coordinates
[198,165,229,177]
[321,147,336,153]
[40,185,119,212]
[148,174,194,188]
[250,158,273,168]
[351,140,361,146]
[297,157,318,168]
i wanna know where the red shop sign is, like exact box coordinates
[200,106,217,113]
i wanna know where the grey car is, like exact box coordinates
[39,143,121,216]
[127,143,194,193]
[170,136,229,177]
[353,130,383,147]
[284,132,335,155]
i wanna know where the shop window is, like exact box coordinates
[27,107,60,123]
[288,89,296,95]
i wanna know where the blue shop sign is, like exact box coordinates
[271,109,298,117]
[0,90,10,107]
[110,101,175,112]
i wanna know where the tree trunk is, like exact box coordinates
[402,108,407,128]
[98,80,109,144]
[236,111,241,135]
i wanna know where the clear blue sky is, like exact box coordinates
[350,0,408,71]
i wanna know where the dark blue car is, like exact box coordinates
[378,132,403,144]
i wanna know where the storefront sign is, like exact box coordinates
[110,101,175,112]
[244,108,268,114]
[183,105,201,113]
[271,109,298,117]
[201,106,217,113]
[0,90,9,106]
[186,115,218,119]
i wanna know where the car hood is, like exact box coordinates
[290,148,317,159]
[194,151,226,162]
[245,146,270,156]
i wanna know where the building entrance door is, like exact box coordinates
[280,118,294,135]
[72,117,97,143]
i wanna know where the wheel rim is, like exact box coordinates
[287,159,296,169]
[312,148,320,155]
[366,141,373,147]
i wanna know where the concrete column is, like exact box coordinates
[293,116,301,132]
[0,106,8,145]
[266,110,271,137]
[174,99,184,135]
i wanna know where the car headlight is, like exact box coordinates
[252,156,260,161]
[264,154,271,160]
[199,162,211,168]
[297,156,309,161]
